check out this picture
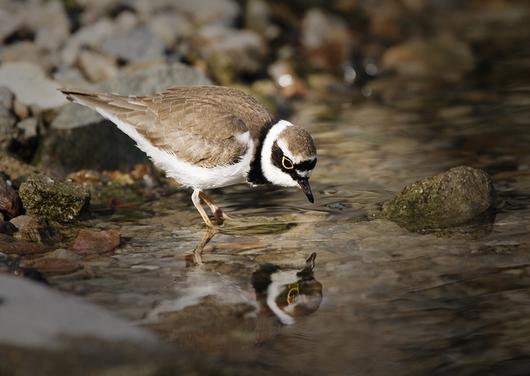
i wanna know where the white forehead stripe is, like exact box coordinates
[261,119,298,187]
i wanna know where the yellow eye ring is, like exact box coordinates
[282,156,294,170]
[286,284,300,304]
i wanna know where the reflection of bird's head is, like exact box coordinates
[251,253,323,325]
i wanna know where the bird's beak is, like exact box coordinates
[298,179,314,203]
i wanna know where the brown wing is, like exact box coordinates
[61,86,274,167]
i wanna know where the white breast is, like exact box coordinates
[96,109,254,190]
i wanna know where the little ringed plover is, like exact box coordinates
[60,86,317,227]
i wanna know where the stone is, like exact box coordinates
[245,0,279,40]
[26,257,81,275]
[0,234,48,255]
[0,8,22,42]
[0,175,21,218]
[27,0,70,52]
[78,50,119,82]
[0,62,66,110]
[42,63,211,174]
[18,175,90,222]
[0,42,58,74]
[0,153,40,180]
[301,8,353,70]
[11,215,56,244]
[161,0,240,26]
[0,274,157,348]
[72,229,121,255]
[0,220,17,236]
[13,99,30,119]
[147,13,191,48]
[100,27,165,64]
[17,117,39,138]
[62,18,115,65]
[381,35,475,82]
[0,87,13,109]
[194,25,266,83]
[0,104,17,151]
[382,166,494,231]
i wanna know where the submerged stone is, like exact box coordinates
[382,166,494,231]
[18,175,89,222]
[72,229,121,255]
[11,215,57,244]
[0,175,21,218]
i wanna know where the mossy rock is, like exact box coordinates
[18,175,89,222]
[382,166,494,231]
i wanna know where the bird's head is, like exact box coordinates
[261,120,317,203]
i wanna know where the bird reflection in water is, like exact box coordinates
[251,253,323,325]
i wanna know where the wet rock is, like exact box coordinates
[382,166,494,231]
[0,62,66,110]
[26,257,81,275]
[381,35,475,82]
[72,229,121,255]
[43,63,210,174]
[0,234,48,255]
[0,104,17,151]
[301,9,354,71]
[101,27,165,64]
[0,274,157,348]
[18,175,89,222]
[195,25,266,83]
[11,215,56,244]
[78,50,119,82]
[0,175,21,218]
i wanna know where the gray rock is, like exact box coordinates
[0,62,66,110]
[43,63,211,174]
[27,0,70,52]
[195,25,266,83]
[147,13,192,48]
[0,105,17,150]
[0,274,157,348]
[17,117,39,138]
[18,175,90,222]
[101,27,165,64]
[382,166,494,231]
[77,50,119,82]
[0,87,13,109]
[62,18,115,65]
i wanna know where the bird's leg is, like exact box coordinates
[199,191,231,225]
[191,189,215,228]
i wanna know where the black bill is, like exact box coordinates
[298,179,314,203]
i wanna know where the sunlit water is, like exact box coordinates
[47,64,530,374]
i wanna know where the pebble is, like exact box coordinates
[72,229,121,255]
[18,175,90,222]
[0,234,48,255]
[0,175,21,218]
[0,62,66,110]
[10,215,56,244]
[0,87,13,109]
[101,27,165,64]
[16,117,39,138]
[78,50,119,82]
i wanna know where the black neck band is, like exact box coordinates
[247,120,276,185]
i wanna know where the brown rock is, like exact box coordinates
[0,234,48,255]
[0,220,17,235]
[0,175,21,218]
[28,257,81,275]
[72,229,121,255]
[10,215,56,243]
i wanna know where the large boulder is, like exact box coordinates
[18,175,90,222]
[382,166,494,231]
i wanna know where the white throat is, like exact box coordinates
[261,120,298,187]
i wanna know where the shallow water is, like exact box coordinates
[36,53,530,374]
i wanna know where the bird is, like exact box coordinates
[59,86,317,228]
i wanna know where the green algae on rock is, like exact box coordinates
[18,174,89,222]
[382,166,494,231]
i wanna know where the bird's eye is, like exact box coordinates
[282,156,294,170]
[287,285,300,304]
